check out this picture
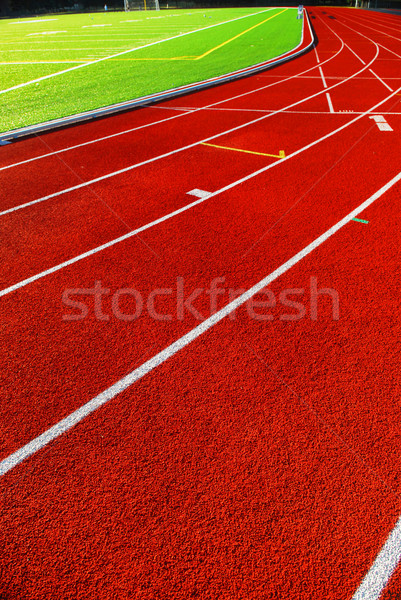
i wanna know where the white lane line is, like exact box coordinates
[0,61,88,65]
[319,66,328,88]
[1,21,338,173]
[358,15,400,35]
[376,42,401,60]
[1,168,400,478]
[175,108,401,115]
[26,31,67,36]
[352,516,401,600]
[186,188,211,198]
[0,38,379,218]
[326,92,335,113]
[345,42,366,65]
[0,109,198,173]
[340,14,401,60]
[1,82,401,300]
[357,14,401,35]
[314,44,320,63]
[370,68,394,92]
[0,9,275,95]
[342,11,401,44]
[8,18,58,24]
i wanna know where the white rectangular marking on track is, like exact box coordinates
[319,66,327,88]
[369,115,393,131]
[326,92,334,113]
[377,122,393,131]
[187,189,211,199]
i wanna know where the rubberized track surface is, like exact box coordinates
[1,7,401,599]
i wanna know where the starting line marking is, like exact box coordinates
[201,142,285,159]
[186,189,211,199]
[369,115,393,131]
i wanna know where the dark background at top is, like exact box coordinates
[1,0,400,19]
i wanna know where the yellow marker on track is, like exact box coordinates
[201,142,285,159]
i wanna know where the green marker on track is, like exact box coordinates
[352,218,369,224]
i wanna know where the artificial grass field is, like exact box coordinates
[0,8,302,133]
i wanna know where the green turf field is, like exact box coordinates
[0,8,302,133]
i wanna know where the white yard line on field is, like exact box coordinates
[0,8,278,95]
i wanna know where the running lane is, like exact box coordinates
[0,12,391,290]
[1,7,401,600]
[1,165,400,600]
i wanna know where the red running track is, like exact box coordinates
[1,7,401,600]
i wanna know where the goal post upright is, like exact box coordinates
[126,0,160,10]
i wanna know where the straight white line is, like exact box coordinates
[352,516,401,600]
[1,167,400,478]
[1,81,400,300]
[8,18,58,24]
[345,42,366,65]
[0,9,277,95]
[369,68,394,91]
[0,38,378,218]
[26,31,67,37]
[376,42,401,60]
[319,66,328,88]
[0,61,87,65]
[326,92,335,113]
[168,107,401,115]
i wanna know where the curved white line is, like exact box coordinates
[1,78,400,298]
[0,28,376,217]
[1,26,332,174]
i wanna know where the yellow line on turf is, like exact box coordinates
[201,142,285,159]
[107,56,196,60]
[195,8,288,61]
